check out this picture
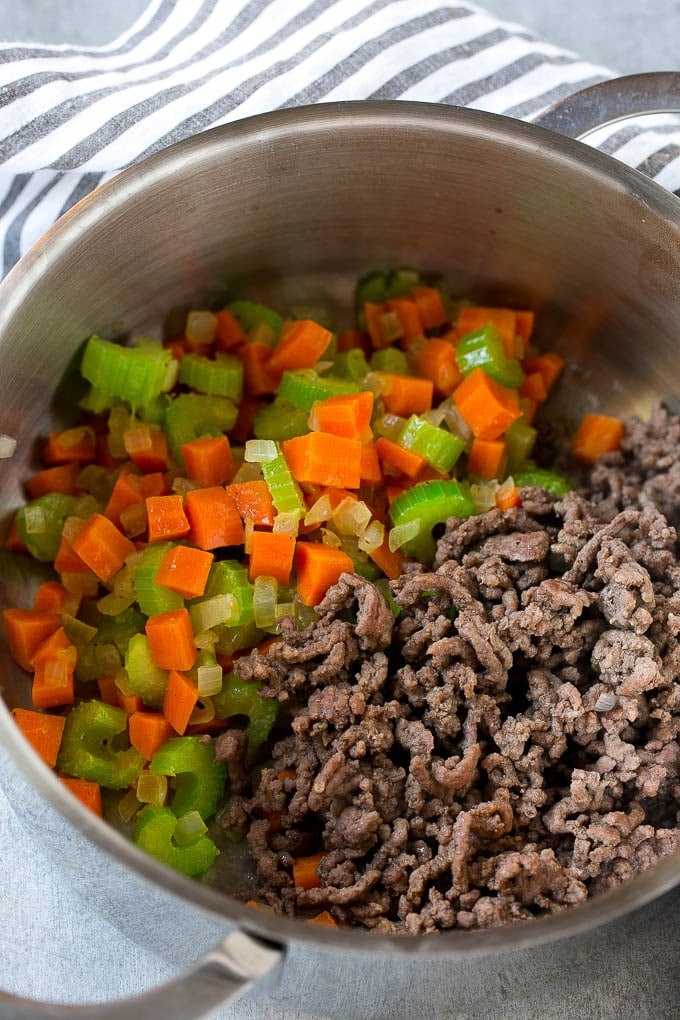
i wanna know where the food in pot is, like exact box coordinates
[2,269,677,933]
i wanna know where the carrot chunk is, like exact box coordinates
[184,486,244,550]
[163,669,199,735]
[416,338,461,397]
[570,413,625,465]
[453,368,521,440]
[146,608,197,672]
[282,433,362,489]
[292,851,325,890]
[215,309,247,351]
[457,306,517,357]
[374,437,426,479]
[129,711,174,760]
[42,426,96,465]
[309,391,374,440]
[295,543,353,607]
[249,531,296,584]
[12,708,66,767]
[467,437,508,480]
[411,286,448,330]
[226,480,275,526]
[2,609,61,672]
[60,776,103,817]
[146,494,191,543]
[376,373,433,417]
[155,545,214,599]
[267,320,332,372]
[25,463,81,499]
[70,512,137,582]
[181,435,235,487]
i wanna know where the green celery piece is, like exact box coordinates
[277,370,360,412]
[81,335,174,409]
[389,479,476,563]
[134,542,184,616]
[79,385,117,414]
[370,347,409,375]
[513,468,572,496]
[355,271,389,325]
[398,416,466,473]
[178,352,243,400]
[212,673,278,753]
[163,392,238,468]
[139,395,170,427]
[385,267,420,298]
[57,701,145,789]
[150,736,227,820]
[253,398,309,441]
[202,560,254,627]
[455,324,524,389]
[374,578,401,618]
[505,420,538,476]
[76,607,146,683]
[332,348,370,382]
[261,444,305,516]
[131,805,218,877]
[227,300,283,338]
[15,492,77,562]
[124,633,168,709]
[214,619,265,657]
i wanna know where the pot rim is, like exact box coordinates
[1,99,679,956]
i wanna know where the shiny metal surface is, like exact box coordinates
[0,96,679,1012]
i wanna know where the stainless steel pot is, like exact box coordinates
[0,73,679,1018]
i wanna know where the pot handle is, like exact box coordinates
[0,929,284,1019]
[533,71,680,139]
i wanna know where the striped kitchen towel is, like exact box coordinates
[1,0,679,279]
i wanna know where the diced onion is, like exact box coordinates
[244,519,255,554]
[373,412,405,441]
[358,519,385,553]
[244,439,277,463]
[247,322,275,347]
[253,575,278,628]
[118,788,141,823]
[61,613,97,649]
[60,571,99,597]
[22,505,46,534]
[423,407,446,427]
[231,460,262,484]
[379,310,404,342]
[171,476,201,496]
[364,372,392,398]
[0,434,16,458]
[173,811,208,846]
[388,519,420,552]
[321,528,342,548]
[333,498,372,537]
[107,406,131,459]
[136,771,168,806]
[194,629,218,650]
[190,594,238,632]
[439,398,473,441]
[273,510,301,535]
[61,515,85,543]
[189,696,215,726]
[470,482,499,513]
[275,601,296,621]
[185,309,218,344]
[123,424,153,455]
[304,494,333,527]
[197,662,223,698]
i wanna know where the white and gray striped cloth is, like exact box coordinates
[1,0,679,280]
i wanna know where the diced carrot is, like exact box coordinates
[467,437,507,480]
[146,494,191,542]
[25,462,81,499]
[4,519,27,553]
[129,711,174,760]
[376,373,433,417]
[215,309,247,351]
[29,626,75,667]
[97,674,119,706]
[146,608,197,672]
[42,426,96,465]
[184,486,244,550]
[249,531,296,584]
[117,691,143,715]
[282,433,362,489]
[519,371,548,404]
[54,535,89,574]
[336,328,370,353]
[71,512,137,582]
[515,310,535,342]
[364,302,390,349]
[453,367,521,440]
[226,480,275,526]
[359,441,383,484]
[385,297,423,340]
[416,338,461,397]
[123,425,169,473]
[368,535,404,580]
[309,391,374,440]
[268,320,332,372]
[60,776,103,817]
[295,543,354,607]
[307,910,338,927]
[496,484,522,512]
[163,668,199,735]
[2,609,61,672]
[32,639,76,709]
[155,544,214,599]
[33,581,76,615]
[238,342,282,397]
[139,472,168,498]
[411,286,448,330]
[523,351,565,392]
[374,437,426,479]
[12,708,65,767]
[570,413,625,465]
[104,470,145,527]
[292,851,324,890]
[457,306,517,357]
[181,435,235,487]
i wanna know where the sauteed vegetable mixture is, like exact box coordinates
[3,269,678,931]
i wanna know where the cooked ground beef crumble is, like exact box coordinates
[217,403,680,933]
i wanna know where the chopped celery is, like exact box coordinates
[277,370,359,411]
[79,385,117,414]
[134,542,184,616]
[57,700,145,789]
[212,673,278,754]
[513,468,572,496]
[370,348,409,375]
[389,479,476,562]
[15,492,77,562]
[253,398,309,441]
[332,348,370,382]
[76,607,146,683]
[202,560,254,627]
[505,420,538,475]
[124,633,168,708]
[261,444,305,517]
[163,392,237,468]
[81,335,175,409]
[398,415,466,473]
[214,619,265,657]
[131,805,218,876]
[455,324,524,389]
[150,736,227,820]
[178,353,243,400]
[227,300,283,338]
[385,267,421,298]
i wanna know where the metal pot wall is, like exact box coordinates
[0,74,679,1018]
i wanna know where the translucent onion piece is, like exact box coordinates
[107,406,131,459]
[118,502,148,538]
[244,439,277,463]
[321,528,342,548]
[364,372,392,398]
[373,412,406,441]
[333,497,372,537]
[185,309,218,344]
[190,593,238,633]
[114,667,134,698]
[253,575,278,628]
[247,322,275,347]
[423,407,446,427]
[275,601,296,621]
[171,476,201,496]
[188,696,215,726]
[197,663,223,698]
[244,519,255,554]
[388,519,420,552]
[60,571,99,597]
[304,494,333,527]
[123,423,153,455]
[61,515,85,544]
[136,771,168,806]
[118,788,141,823]
[379,310,404,342]
[194,629,218,650]
[358,519,385,553]
[23,505,46,534]
[439,398,473,441]
[470,481,499,513]
[97,590,137,616]
[0,434,16,458]
[230,460,263,484]
[173,810,208,846]
[273,510,301,535]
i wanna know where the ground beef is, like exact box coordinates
[228,404,680,932]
